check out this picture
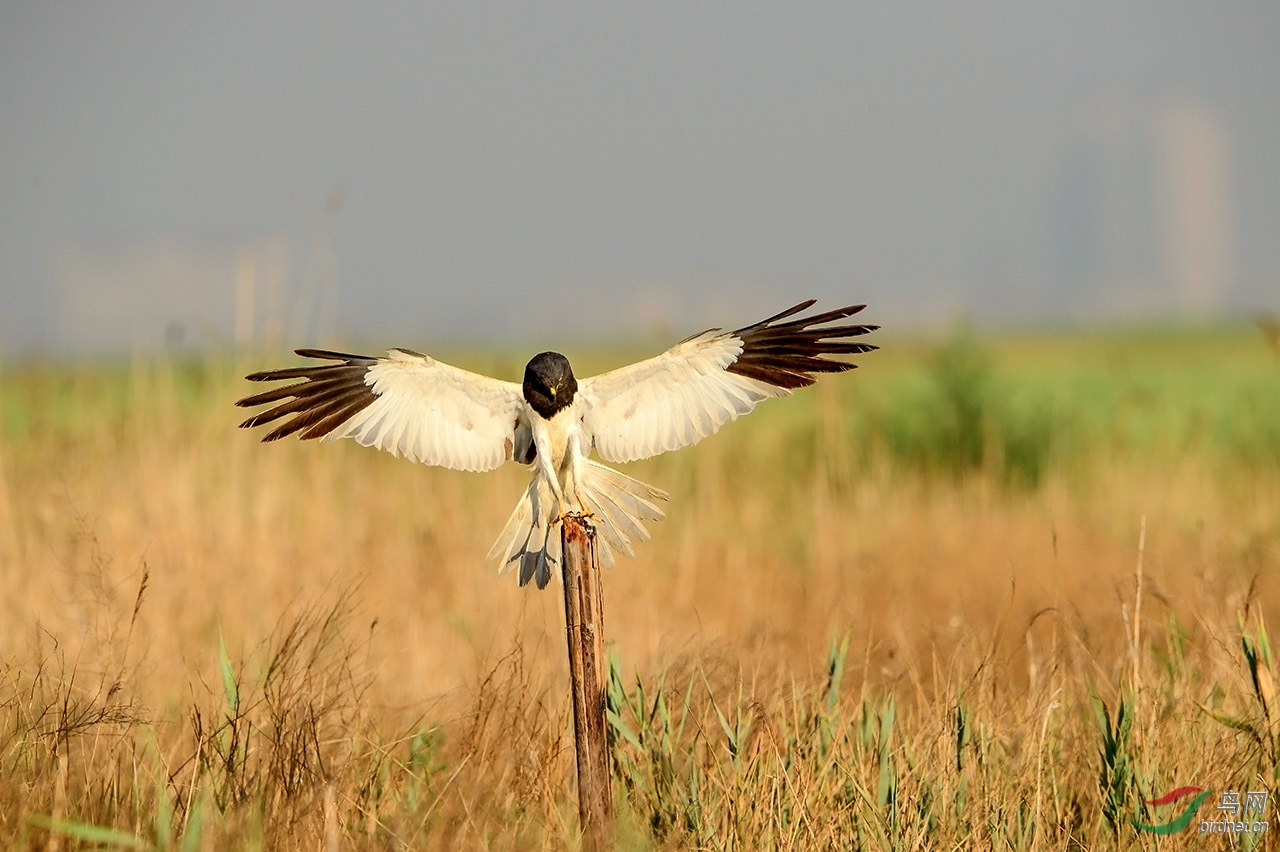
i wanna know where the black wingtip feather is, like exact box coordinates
[725,301,877,390]
[751,298,819,327]
[236,351,380,442]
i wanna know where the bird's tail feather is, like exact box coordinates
[487,460,669,589]
[579,460,667,565]
[487,475,560,589]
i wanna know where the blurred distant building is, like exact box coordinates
[50,232,340,353]
[1049,96,1233,317]
[52,240,281,352]
[1157,100,1234,311]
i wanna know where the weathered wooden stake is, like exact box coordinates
[560,513,613,847]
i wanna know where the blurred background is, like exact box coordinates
[3,6,1280,846]
[2,2,1277,355]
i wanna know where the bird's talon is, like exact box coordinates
[552,510,596,525]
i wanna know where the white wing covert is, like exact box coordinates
[578,301,877,464]
[236,348,528,473]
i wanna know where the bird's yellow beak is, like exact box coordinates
[549,386,557,397]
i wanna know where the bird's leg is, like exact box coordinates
[547,474,581,526]
[562,485,596,523]
[570,489,597,524]
[551,494,596,525]
[548,485,597,526]
[557,445,596,524]
[549,490,570,526]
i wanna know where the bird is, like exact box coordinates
[235,299,877,589]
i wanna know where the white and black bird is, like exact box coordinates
[236,300,877,588]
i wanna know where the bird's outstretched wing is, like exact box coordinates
[578,300,877,463]
[236,348,528,472]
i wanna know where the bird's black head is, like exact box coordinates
[523,351,578,419]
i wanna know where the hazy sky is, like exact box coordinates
[2,3,1278,354]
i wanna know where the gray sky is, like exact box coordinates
[2,3,1278,354]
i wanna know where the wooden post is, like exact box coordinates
[560,513,613,847]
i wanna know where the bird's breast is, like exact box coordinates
[529,406,581,472]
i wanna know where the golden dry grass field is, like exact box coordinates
[1,324,1279,850]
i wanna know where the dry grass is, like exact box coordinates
[0,328,1278,849]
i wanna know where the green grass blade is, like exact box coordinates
[218,628,238,717]
[26,815,149,849]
